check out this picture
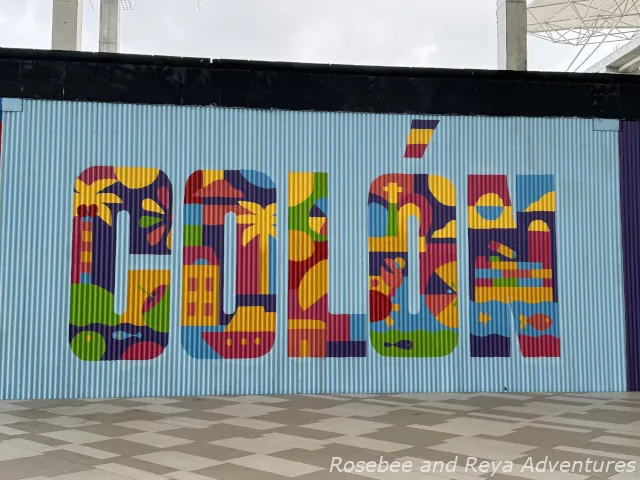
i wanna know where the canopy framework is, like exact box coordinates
[120,0,136,10]
[527,0,640,45]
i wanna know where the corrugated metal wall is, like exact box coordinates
[0,98,628,400]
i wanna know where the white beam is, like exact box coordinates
[99,0,120,53]
[497,0,527,70]
[619,54,640,73]
[585,37,640,73]
[52,0,83,51]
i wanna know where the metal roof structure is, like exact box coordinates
[528,0,640,45]
[120,0,136,10]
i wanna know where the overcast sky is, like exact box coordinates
[0,0,621,72]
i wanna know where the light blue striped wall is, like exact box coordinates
[0,99,626,399]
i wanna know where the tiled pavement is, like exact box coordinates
[0,393,639,479]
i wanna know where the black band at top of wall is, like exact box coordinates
[3,47,640,119]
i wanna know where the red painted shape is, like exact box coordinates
[197,180,243,199]
[502,270,530,278]
[474,257,492,269]
[425,293,455,317]
[369,290,392,322]
[236,224,260,294]
[404,144,427,158]
[71,217,83,283]
[474,279,493,287]
[202,332,275,359]
[518,335,560,357]
[184,170,204,204]
[288,329,326,357]
[120,342,164,360]
[467,175,512,206]
[528,230,552,268]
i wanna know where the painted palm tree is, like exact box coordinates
[236,201,276,294]
[73,178,122,226]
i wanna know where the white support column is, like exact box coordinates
[497,0,527,71]
[52,0,83,51]
[99,0,120,53]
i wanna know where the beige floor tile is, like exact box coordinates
[120,432,194,448]
[115,420,181,432]
[164,472,220,480]
[132,405,190,415]
[38,416,100,428]
[328,435,411,453]
[218,418,285,430]
[58,444,121,459]
[41,429,111,444]
[50,470,131,480]
[228,453,324,477]
[409,417,519,437]
[301,418,392,435]
[95,462,169,480]
[0,442,44,461]
[205,404,284,418]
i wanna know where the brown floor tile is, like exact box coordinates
[165,424,265,442]
[257,410,339,426]
[561,408,640,424]
[172,441,253,461]
[0,452,90,480]
[363,426,458,448]
[85,438,163,457]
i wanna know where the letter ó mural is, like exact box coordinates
[368,174,458,357]
[468,174,560,357]
[70,167,173,361]
[182,170,277,359]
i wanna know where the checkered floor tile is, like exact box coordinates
[0,392,638,479]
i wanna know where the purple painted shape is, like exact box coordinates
[327,341,367,358]
[470,334,510,357]
[620,121,640,391]
[69,324,168,361]
[411,120,439,130]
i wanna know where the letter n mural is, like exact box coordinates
[468,175,560,357]
[70,167,172,361]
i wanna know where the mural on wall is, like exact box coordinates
[69,167,172,361]
[288,172,367,357]
[468,174,560,358]
[182,170,277,359]
[404,120,439,159]
[368,174,458,357]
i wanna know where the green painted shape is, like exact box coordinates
[490,256,500,262]
[184,225,203,247]
[370,330,458,358]
[142,286,171,333]
[70,331,106,361]
[70,284,119,327]
[139,216,161,228]
[493,278,518,287]
[386,204,398,236]
[288,172,328,243]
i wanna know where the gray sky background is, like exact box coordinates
[0,0,621,71]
